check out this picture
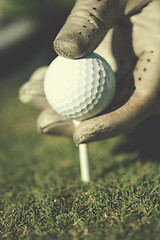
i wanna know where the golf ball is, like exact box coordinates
[44,53,116,121]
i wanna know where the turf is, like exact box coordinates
[0,52,160,240]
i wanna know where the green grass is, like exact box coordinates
[0,60,160,240]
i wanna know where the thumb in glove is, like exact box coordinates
[54,0,151,59]
[54,0,124,58]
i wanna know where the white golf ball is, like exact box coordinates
[44,53,116,121]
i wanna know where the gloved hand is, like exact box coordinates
[19,0,160,144]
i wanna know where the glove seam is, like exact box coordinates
[38,121,72,132]
[69,10,106,31]
[126,0,153,17]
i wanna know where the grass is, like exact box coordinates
[0,55,160,239]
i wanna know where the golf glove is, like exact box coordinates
[19,0,160,144]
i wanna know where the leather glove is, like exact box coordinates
[19,0,160,144]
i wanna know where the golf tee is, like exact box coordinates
[73,120,90,183]
[79,143,90,182]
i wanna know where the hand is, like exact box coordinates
[19,0,160,144]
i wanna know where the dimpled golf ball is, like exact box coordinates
[44,53,116,121]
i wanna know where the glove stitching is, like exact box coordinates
[69,12,106,31]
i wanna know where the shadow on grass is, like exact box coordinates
[113,115,160,163]
[96,115,160,179]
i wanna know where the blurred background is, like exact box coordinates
[0,0,74,76]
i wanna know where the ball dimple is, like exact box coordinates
[91,87,98,95]
[86,98,92,105]
[73,98,81,107]
[92,79,99,88]
[96,92,102,99]
[82,108,88,114]
[85,91,92,98]
[99,78,105,85]
[79,94,86,103]
[93,72,100,80]
[78,87,86,95]
[99,69,106,78]
[85,83,92,91]
[80,101,87,109]
[88,104,94,110]
[92,98,98,105]
[73,105,81,113]
[98,85,104,92]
